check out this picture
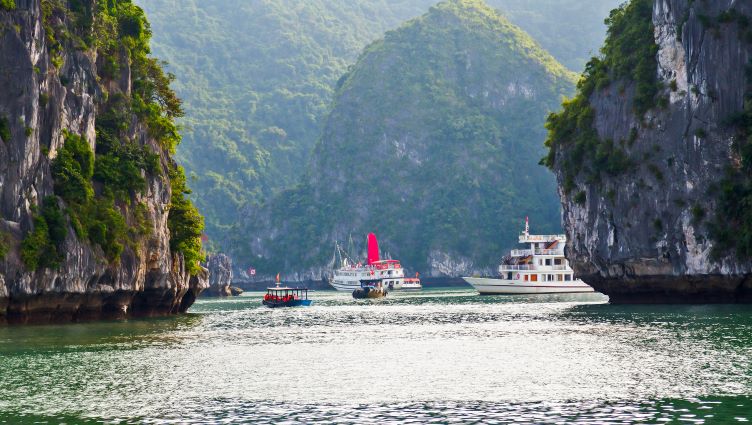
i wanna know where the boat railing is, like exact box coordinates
[499,264,569,271]
[499,265,536,271]
[518,233,567,243]
[510,248,564,257]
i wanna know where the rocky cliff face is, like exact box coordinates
[203,254,233,297]
[547,0,752,302]
[0,0,206,323]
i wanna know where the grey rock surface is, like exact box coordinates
[203,254,234,297]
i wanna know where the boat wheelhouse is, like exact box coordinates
[463,218,594,295]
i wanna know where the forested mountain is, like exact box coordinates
[231,0,577,277]
[136,0,621,247]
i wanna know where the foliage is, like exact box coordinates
[51,130,95,205]
[0,230,10,260]
[0,0,15,11]
[167,166,205,275]
[0,115,9,143]
[46,132,124,262]
[84,196,128,261]
[597,0,660,115]
[94,96,160,200]
[21,197,66,270]
[231,0,576,272]
[137,0,621,244]
[542,0,656,190]
[41,0,67,68]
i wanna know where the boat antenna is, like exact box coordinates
[347,233,356,260]
[525,216,529,236]
[333,241,341,268]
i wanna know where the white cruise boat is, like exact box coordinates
[463,218,594,295]
[330,233,421,292]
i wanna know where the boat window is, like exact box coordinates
[524,275,529,282]
[554,258,562,265]
[530,274,537,282]
[545,259,552,266]
[507,272,513,280]
[557,274,563,281]
[565,274,572,281]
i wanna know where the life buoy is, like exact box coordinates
[516,273,520,280]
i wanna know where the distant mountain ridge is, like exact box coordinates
[230,0,577,279]
[136,0,621,250]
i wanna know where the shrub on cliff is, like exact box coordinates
[0,0,15,11]
[168,166,205,275]
[21,197,65,270]
[51,131,94,205]
[0,116,10,143]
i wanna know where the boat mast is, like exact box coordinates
[347,233,356,261]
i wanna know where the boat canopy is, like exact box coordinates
[266,287,308,293]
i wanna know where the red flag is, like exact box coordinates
[367,233,380,265]
[275,273,280,283]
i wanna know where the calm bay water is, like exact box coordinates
[0,288,751,424]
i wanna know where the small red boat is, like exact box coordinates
[262,273,312,308]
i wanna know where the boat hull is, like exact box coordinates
[330,280,361,291]
[388,282,422,291]
[463,277,594,295]
[262,299,313,308]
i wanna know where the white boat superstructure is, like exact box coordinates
[463,218,594,295]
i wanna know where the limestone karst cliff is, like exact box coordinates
[545,0,752,302]
[203,254,234,297]
[0,0,206,322]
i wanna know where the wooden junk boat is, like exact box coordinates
[352,279,388,299]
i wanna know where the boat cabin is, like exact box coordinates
[263,287,309,302]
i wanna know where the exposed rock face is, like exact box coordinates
[552,0,752,302]
[0,1,207,323]
[203,254,233,297]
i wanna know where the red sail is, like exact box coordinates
[367,233,380,265]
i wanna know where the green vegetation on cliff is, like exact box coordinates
[136,0,620,249]
[543,0,657,189]
[233,0,576,273]
[18,0,203,273]
[0,0,14,12]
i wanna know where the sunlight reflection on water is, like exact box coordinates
[0,289,750,423]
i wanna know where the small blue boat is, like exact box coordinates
[262,286,313,308]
